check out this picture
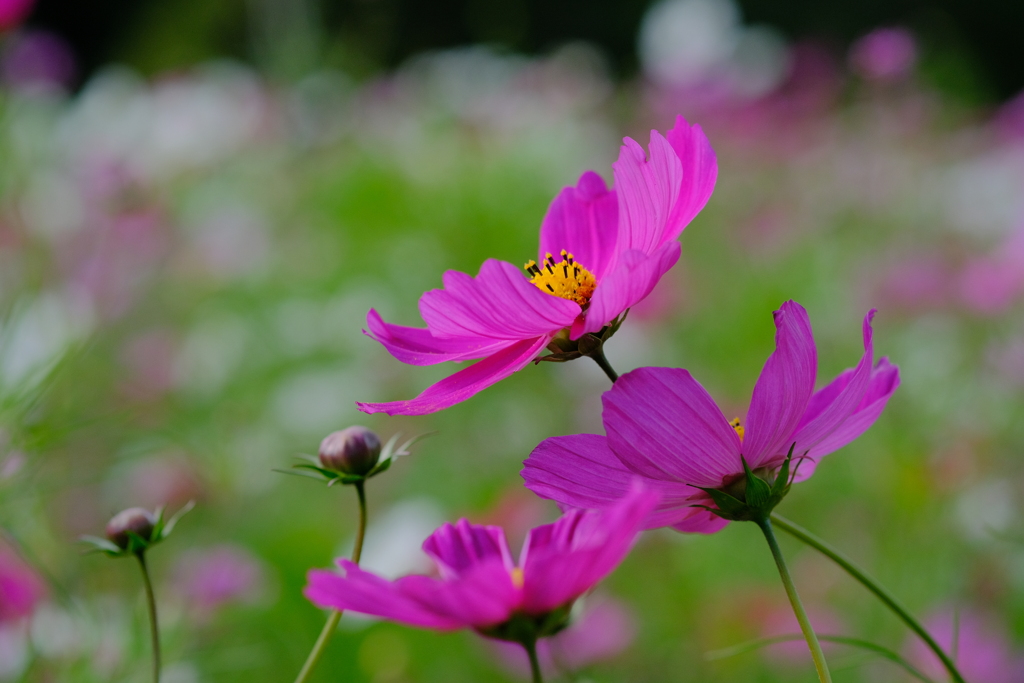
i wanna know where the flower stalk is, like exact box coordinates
[136,552,161,683]
[771,514,966,683]
[524,638,544,683]
[293,481,368,683]
[754,515,832,683]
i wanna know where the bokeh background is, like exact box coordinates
[2,0,1024,681]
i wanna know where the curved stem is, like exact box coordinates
[706,633,936,683]
[524,639,544,683]
[136,552,161,683]
[587,347,619,383]
[771,514,966,683]
[293,482,369,683]
[755,516,832,683]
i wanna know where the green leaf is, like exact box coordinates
[79,535,124,555]
[772,444,795,498]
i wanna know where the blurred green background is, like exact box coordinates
[2,0,1024,681]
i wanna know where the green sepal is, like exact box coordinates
[771,444,796,499]
[699,487,749,520]
[79,535,124,556]
[742,457,772,509]
[476,603,574,644]
[534,311,629,364]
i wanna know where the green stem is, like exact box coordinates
[706,633,936,683]
[771,514,966,683]
[136,552,161,683]
[524,639,544,683]
[292,482,369,683]
[587,347,619,383]
[755,516,832,683]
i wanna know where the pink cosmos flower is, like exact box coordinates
[172,545,265,621]
[0,541,46,624]
[522,301,899,533]
[357,116,717,415]
[304,485,655,645]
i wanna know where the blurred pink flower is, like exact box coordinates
[993,90,1024,143]
[172,545,265,619]
[849,28,917,82]
[121,455,204,511]
[0,30,75,90]
[875,255,950,311]
[0,0,33,32]
[906,609,1024,683]
[958,228,1024,315]
[0,541,46,624]
[492,597,637,678]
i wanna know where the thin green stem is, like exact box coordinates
[587,347,619,383]
[292,482,369,683]
[706,633,936,683]
[755,516,832,683]
[524,639,544,683]
[771,514,966,683]
[136,552,160,683]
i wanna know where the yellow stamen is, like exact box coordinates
[510,567,525,590]
[730,417,745,443]
[524,250,596,306]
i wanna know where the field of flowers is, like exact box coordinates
[2,0,1024,681]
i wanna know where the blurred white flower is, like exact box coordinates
[955,479,1016,542]
[639,0,788,99]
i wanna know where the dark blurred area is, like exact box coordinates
[21,0,1024,99]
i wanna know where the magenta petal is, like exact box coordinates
[392,560,520,628]
[422,519,514,579]
[518,485,656,614]
[304,562,463,629]
[419,259,580,340]
[364,309,512,365]
[521,434,706,529]
[574,242,680,337]
[791,309,876,453]
[663,116,718,244]
[611,131,683,257]
[743,301,818,468]
[602,367,742,488]
[538,171,619,280]
[358,334,551,415]
[671,507,730,534]
[793,358,900,481]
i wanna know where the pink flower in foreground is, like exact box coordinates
[523,301,899,533]
[906,609,1024,683]
[358,116,717,415]
[0,542,46,624]
[304,485,655,647]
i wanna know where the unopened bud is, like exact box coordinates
[105,507,156,550]
[318,426,381,476]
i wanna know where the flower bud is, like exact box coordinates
[105,507,157,550]
[318,426,381,476]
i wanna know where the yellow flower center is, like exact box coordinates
[524,250,597,306]
[510,567,525,590]
[730,417,745,443]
